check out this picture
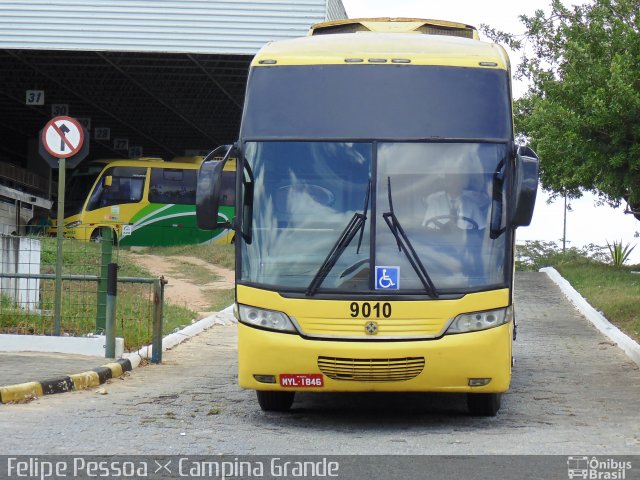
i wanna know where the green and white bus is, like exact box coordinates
[56,155,235,246]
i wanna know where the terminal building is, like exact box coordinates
[0,0,347,232]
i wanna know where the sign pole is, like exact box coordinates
[53,157,66,336]
[39,116,88,336]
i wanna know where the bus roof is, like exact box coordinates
[82,157,163,166]
[171,155,204,164]
[252,18,509,70]
[94,157,236,172]
[96,158,199,169]
[309,17,478,39]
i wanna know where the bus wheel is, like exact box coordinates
[467,393,501,416]
[256,391,295,412]
[91,228,118,246]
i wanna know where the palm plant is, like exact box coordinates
[606,240,636,268]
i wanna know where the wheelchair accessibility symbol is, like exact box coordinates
[375,266,399,290]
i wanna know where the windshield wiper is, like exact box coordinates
[305,180,370,296]
[355,179,371,254]
[382,177,438,298]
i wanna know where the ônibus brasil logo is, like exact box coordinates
[567,456,632,480]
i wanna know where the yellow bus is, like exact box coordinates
[57,154,235,246]
[197,18,538,415]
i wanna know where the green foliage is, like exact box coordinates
[515,240,608,271]
[606,240,636,267]
[1,236,197,351]
[483,0,640,220]
[39,236,102,275]
[38,236,150,278]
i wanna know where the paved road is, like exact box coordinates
[0,272,638,455]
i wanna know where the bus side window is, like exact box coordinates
[149,168,197,205]
[219,172,235,206]
[129,178,144,202]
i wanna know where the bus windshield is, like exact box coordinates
[53,163,103,218]
[240,141,509,294]
[86,166,147,211]
[242,65,511,141]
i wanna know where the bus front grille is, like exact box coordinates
[317,356,425,382]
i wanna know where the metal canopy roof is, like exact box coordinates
[0,0,347,173]
[0,0,344,55]
[0,48,251,164]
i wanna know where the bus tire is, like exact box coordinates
[91,228,118,246]
[256,391,295,412]
[467,393,501,417]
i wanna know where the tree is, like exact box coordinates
[487,0,640,221]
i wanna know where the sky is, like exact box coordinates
[341,0,640,263]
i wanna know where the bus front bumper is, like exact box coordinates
[238,321,513,393]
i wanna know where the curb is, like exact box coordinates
[0,358,131,404]
[0,305,236,404]
[541,267,640,368]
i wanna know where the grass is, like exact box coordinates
[555,263,640,344]
[131,241,235,319]
[39,236,152,278]
[0,236,199,351]
[169,262,221,285]
[204,288,236,312]
[123,242,236,346]
[142,243,235,270]
[516,240,640,344]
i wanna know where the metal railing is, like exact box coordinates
[0,162,51,196]
[0,228,165,361]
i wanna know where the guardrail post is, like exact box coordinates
[104,262,118,358]
[151,277,167,363]
[96,228,113,333]
[151,277,165,363]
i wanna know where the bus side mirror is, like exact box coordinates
[196,145,235,230]
[104,176,113,188]
[511,146,539,227]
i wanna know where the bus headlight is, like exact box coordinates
[446,306,512,334]
[64,221,81,228]
[238,304,296,333]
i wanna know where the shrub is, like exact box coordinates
[515,240,608,271]
[606,240,636,268]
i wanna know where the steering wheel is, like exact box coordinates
[423,214,479,231]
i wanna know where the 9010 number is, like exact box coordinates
[349,302,392,318]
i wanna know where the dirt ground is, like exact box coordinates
[124,253,234,317]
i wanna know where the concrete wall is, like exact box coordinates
[0,235,41,310]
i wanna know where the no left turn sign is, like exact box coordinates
[41,116,85,158]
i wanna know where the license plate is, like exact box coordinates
[280,374,324,388]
